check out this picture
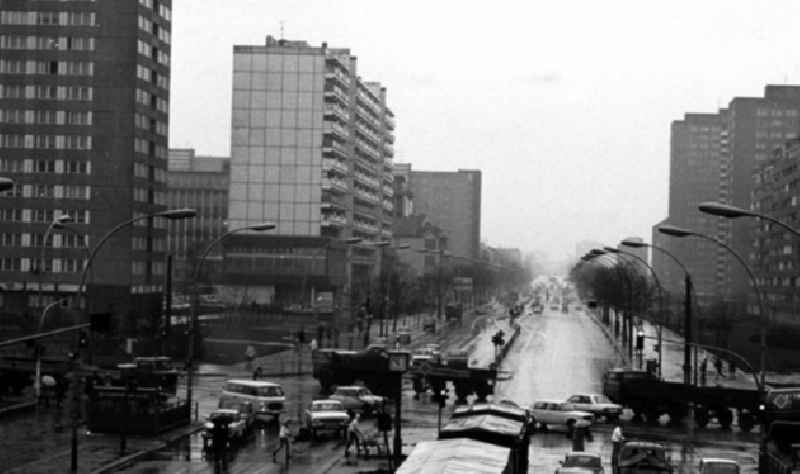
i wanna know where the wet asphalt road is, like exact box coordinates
[117,303,760,473]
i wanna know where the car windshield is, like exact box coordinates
[565,455,601,467]
[314,402,342,411]
[620,447,667,462]
[257,386,284,397]
[703,463,739,474]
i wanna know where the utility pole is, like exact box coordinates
[684,275,693,386]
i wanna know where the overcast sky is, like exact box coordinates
[169,0,800,265]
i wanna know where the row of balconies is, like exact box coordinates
[356,89,382,117]
[325,69,351,88]
[382,200,394,212]
[322,140,349,159]
[355,120,382,148]
[382,185,394,197]
[355,138,381,162]
[355,104,382,131]
[384,113,395,131]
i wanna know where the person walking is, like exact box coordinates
[611,420,625,470]
[252,366,263,381]
[714,356,724,377]
[344,413,362,458]
[272,419,292,463]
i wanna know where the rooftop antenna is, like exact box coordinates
[280,20,285,40]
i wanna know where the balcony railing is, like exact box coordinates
[355,138,381,162]
[321,214,347,227]
[354,188,380,204]
[384,114,395,130]
[323,121,349,140]
[354,171,380,189]
[325,69,351,88]
[382,185,394,198]
[323,158,348,175]
[383,142,394,157]
[324,86,349,105]
[382,200,394,212]
[324,104,351,122]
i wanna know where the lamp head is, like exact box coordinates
[55,214,74,225]
[698,201,752,219]
[658,224,693,238]
[621,238,646,248]
[247,222,276,231]
[159,208,197,220]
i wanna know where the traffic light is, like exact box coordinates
[636,333,644,350]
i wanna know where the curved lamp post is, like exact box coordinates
[605,246,666,375]
[699,201,800,238]
[77,208,198,310]
[658,224,769,471]
[185,222,275,420]
[582,249,632,351]
[622,237,697,386]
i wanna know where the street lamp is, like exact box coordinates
[699,201,800,238]
[68,208,195,473]
[586,249,636,355]
[184,222,275,420]
[657,224,769,471]
[622,237,696,386]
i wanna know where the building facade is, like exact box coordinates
[400,166,481,260]
[225,36,395,307]
[751,138,800,325]
[166,148,229,282]
[0,0,172,324]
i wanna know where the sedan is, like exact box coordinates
[329,385,384,416]
[304,399,349,440]
[530,400,594,431]
[563,393,622,421]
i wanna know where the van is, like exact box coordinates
[219,379,285,423]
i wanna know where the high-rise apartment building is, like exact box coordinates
[722,86,800,311]
[400,166,482,260]
[655,113,727,301]
[166,148,229,281]
[0,0,172,322]
[751,138,800,325]
[225,36,395,307]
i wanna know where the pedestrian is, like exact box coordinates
[700,357,708,386]
[344,413,362,458]
[714,356,724,377]
[611,420,625,469]
[252,366,263,381]
[272,419,292,463]
[572,419,590,452]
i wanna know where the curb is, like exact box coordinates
[0,400,36,418]
[90,423,205,474]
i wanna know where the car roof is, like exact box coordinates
[701,458,738,464]
[533,399,566,405]
[312,399,342,405]
[225,379,280,387]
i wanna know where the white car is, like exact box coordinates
[699,458,740,473]
[563,393,622,421]
[304,399,349,439]
[329,385,385,416]
[530,399,594,431]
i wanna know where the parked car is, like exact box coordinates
[616,441,672,473]
[557,452,604,473]
[564,393,622,421]
[698,458,740,474]
[304,399,349,440]
[202,402,256,446]
[530,399,594,431]
[329,385,385,416]
[219,379,285,424]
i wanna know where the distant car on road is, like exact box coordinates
[698,458,740,474]
[556,452,604,473]
[564,393,622,421]
[530,400,594,432]
[304,399,349,440]
[329,385,384,416]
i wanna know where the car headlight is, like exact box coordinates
[204,422,214,429]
